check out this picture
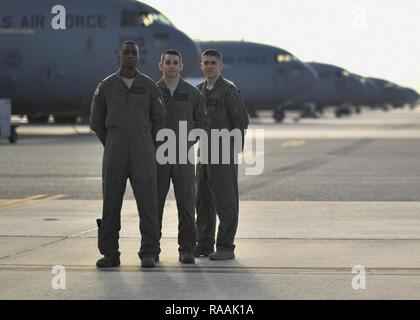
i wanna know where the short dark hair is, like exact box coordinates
[202,49,222,61]
[119,40,139,52]
[160,49,183,63]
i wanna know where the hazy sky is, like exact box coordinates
[145,0,420,91]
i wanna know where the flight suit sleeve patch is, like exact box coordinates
[231,90,240,100]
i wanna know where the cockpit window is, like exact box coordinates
[276,54,293,63]
[336,70,350,77]
[121,11,173,27]
[140,12,173,26]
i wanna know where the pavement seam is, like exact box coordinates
[0,214,140,261]
[1,264,420,275]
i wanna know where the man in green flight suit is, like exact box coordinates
[156,49,207,264]
[90,41,166,268]
[195,49,249,260]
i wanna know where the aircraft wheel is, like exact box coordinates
[9,127,18,144]
[335,109,342,118]
[273,109,285,122]
[345,107,353,116]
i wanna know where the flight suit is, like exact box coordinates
[196,75,249,253]
[90,70,166,259]
[156,77,207,255]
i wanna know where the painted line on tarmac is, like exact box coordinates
[1,264,420,275]
[241,150,265,158]
[0,194,49,209]
[0,194,66,212]
[42,194,66,201]
[281,140,306,148]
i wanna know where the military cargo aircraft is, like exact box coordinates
[0,0,202,123]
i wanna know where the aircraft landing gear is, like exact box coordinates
[300,103,320,119]
[335,104,353,118]
[9,126,18,144]
[381,104,389,111]
[273,108,285,122]
[27,115,49,124]
[335,108,343,118]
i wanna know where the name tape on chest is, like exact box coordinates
[174,93,189,101]
[131,86,146,94]
[207,98,219,107]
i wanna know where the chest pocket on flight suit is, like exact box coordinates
[173,92,191,120]
[131,86,151,128]
[207,92,226,126]
[105,87,127,128]
[207,97,219,114]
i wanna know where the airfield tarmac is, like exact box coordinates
[1,107,420,299]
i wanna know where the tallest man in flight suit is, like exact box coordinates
[90,41,166,268]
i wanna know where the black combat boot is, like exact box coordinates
[141,256,156,268]
[194,246,214,257]
[96,254,121,268]
[209,251,235,261]
[179,253,195,264]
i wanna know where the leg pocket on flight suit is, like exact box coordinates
[102,130,116,178]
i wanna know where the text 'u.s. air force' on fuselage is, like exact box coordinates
[0,0,201,124]
[1,12,106,30]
